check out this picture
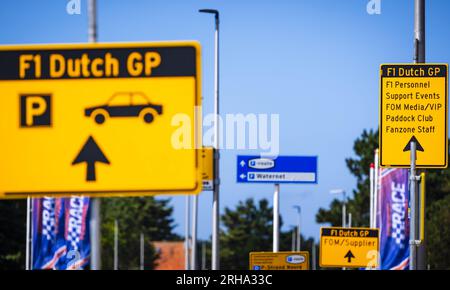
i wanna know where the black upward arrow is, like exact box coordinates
[344,250,355,263]
[72,136,110,181]
[403,135,425,152]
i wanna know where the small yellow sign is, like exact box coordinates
[0,42,202,198]
[320,227,379,268]
[249,252,309,270]
[379,64,448,168]
[201,147,214,191]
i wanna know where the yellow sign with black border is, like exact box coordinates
[249,251,309,270]
[320,227,379,268]
[201,147,214,191]
[379,64,448,168]
[0,42,202,198]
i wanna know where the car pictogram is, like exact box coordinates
[85,92,163,124]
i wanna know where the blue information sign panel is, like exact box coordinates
[237,155,318,184]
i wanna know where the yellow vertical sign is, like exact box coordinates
[202,147,214,191]
[420,172,426,240]
[379,64,448,168]
[0,42,202,198]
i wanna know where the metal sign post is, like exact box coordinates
[273,184,280,252]
[312,241,317,270]
[191,194,198,270]
[409,141,419,270]
[212,11,220,271]
[140,232,144,270]
[410,0,425,271]
[114,219,118,270]
[88,0,101,270]
[185,195,191,270]
[199,8,220,270]
[414,0,427,271]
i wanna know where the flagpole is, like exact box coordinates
[374,150,379,229]
[370,163,374,228]
[30,198,34,270]
[25,196,31,270]
[374,149,380,270]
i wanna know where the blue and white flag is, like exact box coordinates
[32,197,66,269]
[32,196,91,270]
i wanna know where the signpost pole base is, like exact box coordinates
[90,198,101,270]
[185,195,191,270]
[191,194,198,270]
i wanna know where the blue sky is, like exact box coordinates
[1,0,450,242]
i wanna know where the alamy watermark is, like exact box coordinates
[367,0,381,15]
[66,1,381,16]
[66,0,81,15]
[171,109,280,157]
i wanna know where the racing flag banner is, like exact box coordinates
[32,196,91,270]
[377,168,410,270]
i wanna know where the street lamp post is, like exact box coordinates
[330,189,347,271]
[293,206,301,251]
[199,8,220,270]
[330,189,347,228]
[290,226,296,251]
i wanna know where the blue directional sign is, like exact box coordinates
[237,155,318,184]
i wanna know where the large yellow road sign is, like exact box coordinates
[249,252,309,270]
[380,64,448,168]
[0,42,202,198]
[320,227,379,268]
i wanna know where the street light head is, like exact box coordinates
[293,205,301,213]
[199,9,219,14]
[199,9,219,19]
[330,189,345,195]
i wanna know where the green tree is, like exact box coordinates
[423,140,450,269]
[219,198,317,270]
[100,197,180,270]
[426,194,450,269]
[316,129,378,227]
[220,198,274,270]
[280,228,319,269]
[0,200,26,270]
